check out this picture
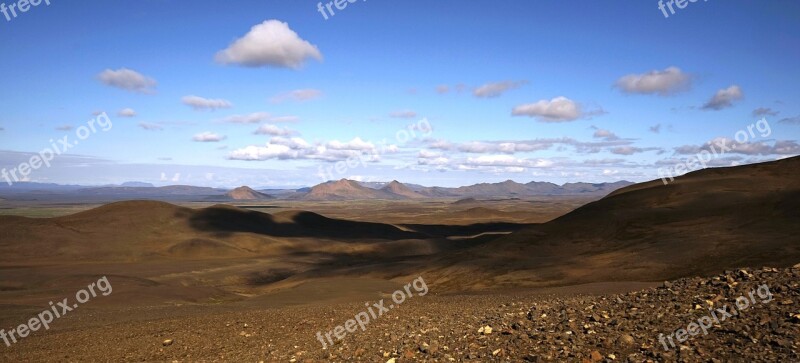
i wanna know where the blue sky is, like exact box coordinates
[1,0,799,188]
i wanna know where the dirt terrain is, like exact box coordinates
[0,157,798,361]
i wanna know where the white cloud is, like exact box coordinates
[270,89,323,103]
[473,80,527,98]
[220,112,299,123]
[221,112,271,124]
[752,107,778,117]
[182,95,233,111]
[464,155,554,168]
[702,85,744,111]
[254,124,296,136]
[429,139,453,150]
[675,137,799,156]
[512,96,583,122]
[138,122,163,131]
[610,146,642,155]
[780,115,800,124]
[436,85,450,94]
[192,132,226,142]
[615,66,691,96]
[117,108,137,117]
[228,144,299,160]
[215,20,323,69]
[270,136,311,150]
[592,128,618,140]
[389,110,418,119]
[97,68,157,93]
[418,150,443,159]
[418,156,450,166]
[326,137,375,151]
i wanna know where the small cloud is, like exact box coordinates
[118,108,137,117]
[214,20,322,69]
[182,95,233,111]
[592,128,619,141]
[473,80,527,98]
[389,110,417,119]
[436,85,450,94]
[254,124,295,136]
[779,115,800,124]
[221,112,271,124]
[97,68,157,93]
[702,85,744,111]
[56,125,73,131]
[138,122,163,131]
[649,124,662,134]
[192,132,227,142]
[615,66,691,96]
[610,146,641,155]
[270,89,322,103]
[752,107,778,117]
[512,96,583,122]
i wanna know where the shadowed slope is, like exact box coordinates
[0,201,431,262]
[188,206,424,240]
[423,157,800,290]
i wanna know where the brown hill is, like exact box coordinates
[380,180,426,199]
[452,180,531,197]
[302,179,399,200]
[225,186,274,200]
[422,156,800,290]
[0,201,427,262]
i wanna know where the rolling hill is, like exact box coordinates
[423,156,800,290]
[224,186,275,200]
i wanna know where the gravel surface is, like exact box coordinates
[1,267,798,362]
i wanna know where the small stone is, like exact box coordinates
[589,350,603,362]
[386,359,396,363]
[616,334,635,348]
[162,339,174,346]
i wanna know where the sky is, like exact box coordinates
[0,0,799,188]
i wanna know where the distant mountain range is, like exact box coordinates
[0,179,633,202]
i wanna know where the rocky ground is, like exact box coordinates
[1,267,798,362]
